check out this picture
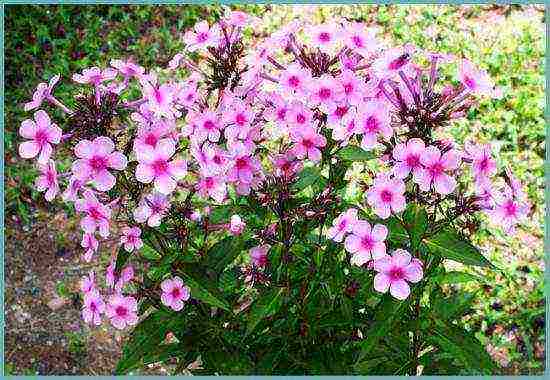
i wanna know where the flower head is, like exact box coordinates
[250,245,270,267]
[356,100,392,151]
[414,146,459,195]
[161,276,191,311]
[344,220,388,265]
[19,110,62,164]
[134,192,171,227]
[105,294,138,330]
[392,138,426,179]
[24,74,61,111]
[374,249,423,300]
[82,290,105,326]
[290,126,327,163]
[120,227,143,253]
[366,173,407,219]
[35,159,58,201]
[327,208,358,243]
[75,190,112,238]
[184,21,220,52]
[458,59,495,97]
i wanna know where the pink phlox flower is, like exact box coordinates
[414,146,459,195]
[73,66,117,85]
[327,208,358,242]
[19,110,62,164]
[392,138,426,179]
[62,176,85,203]
[458,59,496,97]
[343,22,379,57]
[330,110,358,145]
[309,74,344,114]
[35,159,59,201]
[196,167,228,203]
[488,185,530,234]
[290,126,327,163]
[338,69,367,106]
[82,290,105,326]
[142,80,179,119]
[110,58,145,80]
[223,99,255,141]
[80,271,96,294]
[225,10,253,28]
[250,245,270,268]
[106,294,138,330]
[133,191,171,227]
[271,152,303,178]
[373,249,423,300]
[115,265,135,293]
[184,21,220,52]
[307,23,341,53]
[135,139,187,194]
[161,276,191,311]
[24,74,61,111]
[344,220,388,265]
[264,93,290,127]
[193,109,222,143]
[229,214,246,236]
[366,173,407,219]
[287,101,314,130]
[120,227,143,253]
[504,166,527,200]
[279,63,312,96]
[72,136,127,192]
[81,232,99,262]
[372,46,415,81]
[133,119,174,151]
[75,190,112,238]
[355,100,392,151]
[226,142,262,184]
[464,141,497,187]
[327,104,351,127]
[175,81,199,108]
[234,170,264,196]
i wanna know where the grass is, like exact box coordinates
[4,4,545,375]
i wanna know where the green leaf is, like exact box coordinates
[337,145,375,162]
[140,243,162,261]
[204,236,244,273]
[435,271,485,285]
[354,295,409,367]
[179,268,231,311]
[291,167,322,191]
[423,229,493,268]
[246,287,285,335]
[432,290,478,321]
[209,204,235,224]
[116,310,184,374]
[403,203,428,249]
[383,216,409,246]
[115,247,131,273]
[427,318,498,374]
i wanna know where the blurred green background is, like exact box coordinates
[4,4,545,375]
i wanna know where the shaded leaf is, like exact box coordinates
[291,167,322,191]
[246,287,285,335]
[179,268,231,311]
[337,145,375,162]
[403,203,428,249]
[423,229,493,267]
[435,271,485,284]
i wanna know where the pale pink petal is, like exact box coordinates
[392,249,411,266]
[108,152,127,170]
[390,280,410,300]
[350,251,370,266]
[19,119,37,139]
[135,163,155,183]
[168,159,187,178]
[94,136,115,155]
[72,159,92,180]
[155,174,177,194]
[94,169,116,191]
[352,220,371,236]
[373,273,391,293]
[34,110,51,128]
[371,242,386,260]
[19,141,40,159]
[37,143,53,165]
[371,224,388,241]
[404,263,423,283]
[434,174,456,195]
[344,235,361,254]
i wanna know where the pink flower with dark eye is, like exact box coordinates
[75,190,112,238]
[193,110,222,143]
[196,168,227,203]
[392,138,426,179]
[372,46,414,80]
[223,100,254,141]
[290,126,326,163]
[229,215,246,236]
[327,104,350,127]
[193,142,229,175]
[19,110,62,165]
[342,22,379,57]
[373,249,423,300]
[226,142,262,184]
[327,208,358,242]
[458,59,495,97]
[133,192,171,227]
[142,81,177,119]
[414,146,459,195]
[72,136,127,192]
[344,220,388,265]
[82,290,105,326]
[62,176,85,203]
[366,174,407,219]
[356,101,392,151]
[35,159,58,202]
[287,101,314,130]
[337,70,366,106]
[133,120,173,152]
[272,153,303,178]
[184,21,220,52]
[24,74,61,111]
[161,276,191,311]
[309,74,343,114]
[176,81,199,108]
[105,294,138,330]
[488,186,530,234]
[308,23,341,52]
[81,232,99,262]
[464,141,497,186]
[226,10,253,27]
[135,139,187,194]
[80,271,96,294]
[250,245,270,268]
[120,227,143,253]
[279,63,312,95]
[264,94,290,127]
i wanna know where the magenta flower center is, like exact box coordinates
[335,106,348,117]
[89,155,108,171]
[46,170,56,184]
[115,305,128,317]
[204,177,215,189]
[478,156,489,171]
[153,88,165,104]
[144,133,158,147]
[213,155,223,165]
[504,200,518,217]
[405,154,420,168]
[203,120,216,130]
[352,35,364,48]
[296,114,306,124]
[277,108,287,120]
[152,159,169,176]
[318,32,331,42]
[235,113,247,126]
[428,162,445,177]
[88,206,104,221]
[380,189,393,203]
[35,129,49,146]
[463,75,476,89]
[360,236,374,250]
[388,266,405,281]
[302,139,314,149]
[89,301,98,312]
[171,288,181,299]
[318,87,331,100]
[197,32,209,43]
[364,116,379,133]
[235,157,249,170]
[288,76,300,88]
[338,219,348,231]
[343,83,354,94]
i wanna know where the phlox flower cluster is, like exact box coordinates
[18,10,530,327]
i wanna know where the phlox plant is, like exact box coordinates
[19,10,532,375]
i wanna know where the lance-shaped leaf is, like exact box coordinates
[179,267,231,311]
[423,228,493,268]
[337,145,376,162]
[403,203,428,249]
[435,271,485,285]
[204,236,245,274]
[291,166,323,191]
[246,287,285,335]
